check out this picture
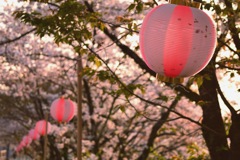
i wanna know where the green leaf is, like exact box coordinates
[82,67,96,77]
[127,4,136,12]
[119,105,126,113]
[204,3,212,10]
[196,76,203,88]
[128,23,132,30]
[137,84,145,94]
[136,3,143,13]
[144,2,154,7]
[99,22,106,31]
[215,5,222,15]
[204,74,211,81]
[115,104,126,113]
[97,70,110,81]
[155,95,168,102]
[94,57,102,68]
[133,23,138,31]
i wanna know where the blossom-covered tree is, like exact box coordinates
[0,0,239,159]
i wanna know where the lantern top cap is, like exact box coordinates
[170,0,201,8]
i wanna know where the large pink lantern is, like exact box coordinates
[35,120,51,136]
[50,98,75,123]
[139,3,216,82]
[28,129,40,140]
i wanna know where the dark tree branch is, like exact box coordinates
[218,39,238,54]
[87,44,225,138]
[26,53,76,61]
[102,27,155,75]
[0,28,36,46]
[216,63,240,71]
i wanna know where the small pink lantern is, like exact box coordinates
[19,141,25,148]
[16,144,23,152]
[21,135,32,147]
[28,129,40,140]
[139,3,216,82]
[50,98,75,123]
[35,120,51,136]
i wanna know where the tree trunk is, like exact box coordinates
[229,114,240,160]
[199,68,229,160]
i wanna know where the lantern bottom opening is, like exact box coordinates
[156,74,184,84]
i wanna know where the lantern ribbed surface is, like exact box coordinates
[50,98,75,123]
[35,120,51,136]
[140,4,217,78]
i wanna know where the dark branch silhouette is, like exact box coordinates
[0,28,36,46]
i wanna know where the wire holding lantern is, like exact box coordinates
[139,0,217,83]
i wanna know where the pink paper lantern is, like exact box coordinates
[50,98,75,123]
[21,135,32,147]
[19,141,25,148]
[35,120,51,136]
[16,144,23,152]
[28,129,40,140]
[139,4,216,78]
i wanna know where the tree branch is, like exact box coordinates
[86,44,226,138]
[0,28,36,46]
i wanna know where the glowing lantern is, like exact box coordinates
[28,129,40,140]
[35,120,51,136]
[50,98,75,123]
[139,2,216,83]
